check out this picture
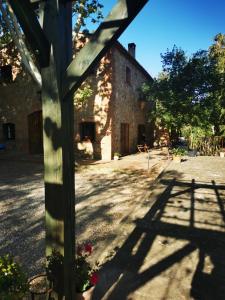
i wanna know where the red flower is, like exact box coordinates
[90,272,99,285]
[84,243,93,255]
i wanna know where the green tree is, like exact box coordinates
[72,0,103,40]
[141,46,193,140]
[207,33,225,135]
[142,34,225,140]
[0,0,103,87]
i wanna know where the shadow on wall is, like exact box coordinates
[92,172,225,300]
[74,51,114,161]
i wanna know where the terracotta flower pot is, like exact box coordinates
[76,286,95,300]
[219,152,225,158]
[114,155,119,160]
[28,273,52,299]
[172,155,181,163]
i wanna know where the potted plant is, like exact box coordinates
[219,148,225,158]
[75,243,99,300]
[113,152,121,160]
[46,243,99,300]
[0,254,29,300]
[46,249,64,297]
[171,147,187,163]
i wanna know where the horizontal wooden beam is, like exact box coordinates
[62,0,149,99]
[9,0,50,67]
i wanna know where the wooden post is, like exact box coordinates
[41,1,75,298]
[9,1,149,298]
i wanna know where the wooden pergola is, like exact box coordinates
[8,0,149,298]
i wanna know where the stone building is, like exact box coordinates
[0,41,153,160]
[75,42,153,160]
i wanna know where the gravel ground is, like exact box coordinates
[0,149,168,277]
[93,156,225,300]
[0,161,45,276]
[75,149,169,264]
[1,152,224,300]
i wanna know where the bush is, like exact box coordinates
[114,152,121,157]
[0,255,29,299]
[172,147,187,156]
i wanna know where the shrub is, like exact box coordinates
[0,254,29,300]
[172,147,187,156]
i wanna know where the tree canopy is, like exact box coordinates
[0,0,104,86]
[141,33,225,140]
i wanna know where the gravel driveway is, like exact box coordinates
[0,160,45,276]
[0,149,167,277]
[1,152,224,300]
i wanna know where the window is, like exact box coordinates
[0,65,13,83]
[125,66,131,85]
[2,123,15,140]
[80,122,96,142]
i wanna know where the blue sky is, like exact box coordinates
[98,0,225,78]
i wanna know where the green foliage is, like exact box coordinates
[207,33,225,134]
[141,34,225,139]
[171,147,187,156]
[46,249,64,294]
[0,1,12,47]
[72,0,104,33]
[74,83,93,108]
[182,126,209,149]
[181,125,225,155]
[76,243,99,293]
[114,152,121,157]
[192,136,223,156]
[46,245,99,294]
[0,1,104,77]
[0,1,104,45]
[0,255,29,300]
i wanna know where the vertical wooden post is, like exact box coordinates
[9,2,149,298]
[41,1,75,298]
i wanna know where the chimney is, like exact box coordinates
[128,43,136,59]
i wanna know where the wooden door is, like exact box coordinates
[120,123,129,155]
[28,110,43,154]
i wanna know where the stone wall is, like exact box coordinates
[0,74,41,152]
[0,42,152,159]
[74,52,113,160]
[111,46,151,155]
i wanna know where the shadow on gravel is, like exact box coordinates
[93,170,225,300]
[0,161,45,276]
[76,167,163,247]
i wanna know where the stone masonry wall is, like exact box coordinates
[111,47,150,155]
[0,74,41,152]
[0,43,152,159]
[74,52,113,160]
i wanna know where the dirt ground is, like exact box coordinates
[0,150,225,299]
